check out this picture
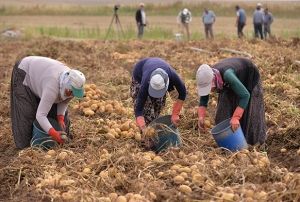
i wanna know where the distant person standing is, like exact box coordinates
[263,8,274,39]
[253,3,264,39]
[235,5,247,38]
[177,8,192,40]
[202,8,216,39]
[135,3,147,39]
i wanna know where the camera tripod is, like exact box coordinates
[105,8,125,40]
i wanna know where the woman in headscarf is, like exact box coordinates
[130,57,187,132]
[196,57,266,145]
[11,56,86,149]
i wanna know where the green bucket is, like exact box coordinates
[148,115,182,153]
[30,118,61,149]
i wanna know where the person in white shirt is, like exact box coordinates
[10,56,86,149]
[202,8,216,39]
[135,3,147,39]
[177,8,192,40]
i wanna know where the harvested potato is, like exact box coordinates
[204,120,211,128]
[90,103,98,111]
[173,175,185,184]
[83,167,91,174]
[116,195,127,202]
[58,151,68,160]
[134,133,142,141]
[153,156,164,163]
[143,127,156,137]
[47,149,56,156]
[83,108,95,116]
[179,185,192,194]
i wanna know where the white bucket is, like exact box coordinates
[174,33,183,42]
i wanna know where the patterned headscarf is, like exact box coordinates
[59,70,73,101]
[212,68,224,91]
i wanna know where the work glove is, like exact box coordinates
[171,100,184,126]
[136,116,146,131]
[197,106,206,129]
[230,106,244,131]
[48,128,64,144]
[57,115,66,131]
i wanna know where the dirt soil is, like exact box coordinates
[0,37,299,201]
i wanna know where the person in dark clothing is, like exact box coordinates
[202,8,216,39]
[235,5,247,38]
[253,3,264,39]
[135,3,146,39]
[130,57,187,133]
[196,57,266,145]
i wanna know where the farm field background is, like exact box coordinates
[1,15,300,39]
[0,0,300,202]
[0,1,300,39]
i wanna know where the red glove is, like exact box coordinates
[197,106,206,129]
[48,128,64,144]
[136,116,146,131]
[57,115,66,131]
[230,106,244,131]
[171,100,183,126]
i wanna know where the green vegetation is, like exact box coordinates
[0,1,299,18]
[21,26,176,41]
[18,25,299,40]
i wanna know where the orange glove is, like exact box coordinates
[230,106,244,131]
[136,116,146,131]
[197,106,206,129]
[57,115,66,131]
[48,128,64,144]
[171,100,183,126]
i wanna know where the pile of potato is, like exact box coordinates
[140,151,164,164]
[100,118,142,141]
[73,84,129,117]
[169,163,206,194]
[84,84,108,100]
[108,192,152,202]
[149,149,274,199]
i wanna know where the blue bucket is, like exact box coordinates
[30,118,61,149]
[211,118,248,151]
[149,115,182,153]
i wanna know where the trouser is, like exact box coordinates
[204,23,214,39]
[10,60,70,149]
[215,81,266,145]
[263,24,271,38]
[182,23,190,40]
[254,23,263,39]
[130,78,166,125]
[137,24,145,39]
[237,22,245,38]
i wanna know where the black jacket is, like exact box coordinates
[135,9,145,25]
[213,57,260,93]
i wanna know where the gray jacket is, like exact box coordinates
[253,9,264,24]
[263,12,273,25]
[202,10,216,24]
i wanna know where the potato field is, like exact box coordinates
[0,38,299,202]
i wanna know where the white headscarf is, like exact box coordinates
[59,70,73,101]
